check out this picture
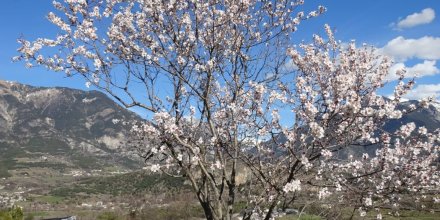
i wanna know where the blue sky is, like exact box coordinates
[0,0,439,102]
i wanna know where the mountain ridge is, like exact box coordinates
[1,80,440,171]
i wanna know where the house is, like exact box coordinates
[42,216,76,220]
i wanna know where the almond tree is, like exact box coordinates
[16,0,439,219]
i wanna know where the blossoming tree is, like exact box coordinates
[16,0,439,219]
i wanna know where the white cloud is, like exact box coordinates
[282,59,299,71]
[404,83,440,101]
[387,96,409,103]
[386,60,440,81]
[396,8,435,29]
[382,36,440,61]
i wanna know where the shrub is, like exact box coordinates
[0,206,24,220]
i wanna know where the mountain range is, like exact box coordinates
[1,80,440,173]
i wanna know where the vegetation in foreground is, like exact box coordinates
[2,165,439,220]
[2,204,439,220]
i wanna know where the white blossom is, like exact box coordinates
[283,180,301,193]
[150,164,160,173]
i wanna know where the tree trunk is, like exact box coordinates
[200,201,216,220]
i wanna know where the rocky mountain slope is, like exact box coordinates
[0,80,142,171]
[356,100,440,157]
[385,100,440,132]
